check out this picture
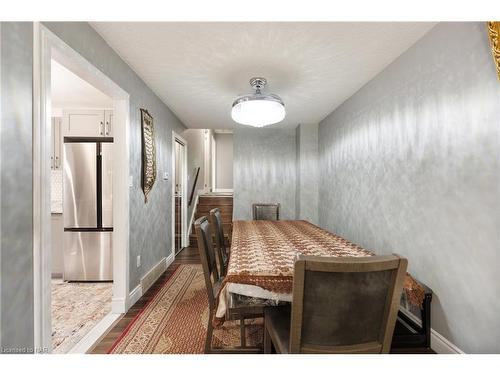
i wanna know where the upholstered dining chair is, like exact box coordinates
[263,254,408,354]
[209,208,230,276]
[194,216,265,353]
[252,203,280,220]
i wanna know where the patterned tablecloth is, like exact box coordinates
[215,220,425,321]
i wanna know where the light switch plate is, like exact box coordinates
[136,255,141,268]
[129,175,133,187]
[163,172,169,180]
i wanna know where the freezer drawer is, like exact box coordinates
[63,231,113,281]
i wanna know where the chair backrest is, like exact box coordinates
[252,203,280,220]
[194,216,220,309]
[289,254,408,354]
[209,208,229,276]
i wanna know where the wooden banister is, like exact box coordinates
[188,167,200,206]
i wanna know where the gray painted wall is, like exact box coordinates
[319,22,500,353]
[215,133,233,189]
[233,125,320,223]
[233,128,297,220]
[0,22,34,351]
[296,123,319,225]
[43,23,187,291]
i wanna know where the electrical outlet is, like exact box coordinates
[163,172,169,180]
[136,255,141,268]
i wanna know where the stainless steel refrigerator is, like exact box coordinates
[63,140,113,281]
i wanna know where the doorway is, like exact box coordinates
[33,24,130,353]
[172,132,188,255]
[50,59,115,353]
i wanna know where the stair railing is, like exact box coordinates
[188,167,201,206]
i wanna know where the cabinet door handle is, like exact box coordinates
[105,121,110,136]
[51,156,54,169]
[100,121,104,135]
[55,156,60,169]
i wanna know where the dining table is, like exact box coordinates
[215,220,426,324]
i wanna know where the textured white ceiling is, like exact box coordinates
[91,22,436,129]
[51,59,113,109]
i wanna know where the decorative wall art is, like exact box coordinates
[140,108,157,203]
[487,22,500,81]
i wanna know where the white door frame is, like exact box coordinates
[211,132,217,192]
[33,23,130,352]
[171,132,189,254]
[203,129,212,193]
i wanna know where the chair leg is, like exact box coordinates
[205,312,214,354]
[240,318,246,347]
[264,325,272,354]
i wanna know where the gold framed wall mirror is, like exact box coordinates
[487,21,500,81]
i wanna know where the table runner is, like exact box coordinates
[215,220,425,322]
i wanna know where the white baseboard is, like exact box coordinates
[165,252,174,268]
[127,253,175,310]
[68,312,122,354]
[400,307,464,354]
[128,284,143,309]
[141,256,167,295]
[431,328,464,354]
[111,296,127,314]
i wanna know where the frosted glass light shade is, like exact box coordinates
[231,96,286,127]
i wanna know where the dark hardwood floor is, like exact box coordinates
[91,246,200,354]
[91,245,433,354]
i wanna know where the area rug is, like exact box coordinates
[52,279,113,353]
[108,264,263,354]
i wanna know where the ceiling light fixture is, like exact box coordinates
[231,77,286,127]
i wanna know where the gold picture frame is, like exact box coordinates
[140,108,157,203]
[487,21,500,81]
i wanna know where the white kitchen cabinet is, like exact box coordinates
[62,109,113,138]
[51,117,63,170]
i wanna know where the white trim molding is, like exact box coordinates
[172,131,189,253]
[400,308,464,354]
[127,284,143,310]
[165,252,174,268]
[431,329,464,354]
[127,253,175,310]
[33,24,130,352]
[68,312,121,354]
[140,256,167,294]
[212,189,234,193]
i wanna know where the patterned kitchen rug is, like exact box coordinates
[108,264,263,354]
[52,279,113,353]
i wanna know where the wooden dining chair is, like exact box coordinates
[252,203,280,220]
[194,216,265,354]
[263,254,408,354]
[209,208,230,276]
